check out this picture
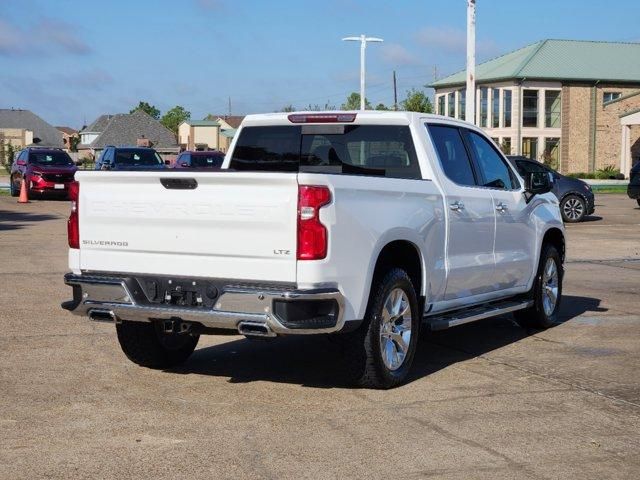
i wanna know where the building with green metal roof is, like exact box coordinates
[430,39,640,175]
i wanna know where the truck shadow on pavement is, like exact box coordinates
[0,209,59,231]
[170,295,604,388]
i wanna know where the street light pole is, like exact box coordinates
[342,34,383,110]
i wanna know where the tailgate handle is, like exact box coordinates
[160,178,198,190]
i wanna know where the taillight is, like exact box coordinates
[68,181,79,249]
[297,185,331,260]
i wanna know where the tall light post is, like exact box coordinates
[465,0,476,124]
[342,34,383,110]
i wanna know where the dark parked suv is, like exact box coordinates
[627,162,640,207]
[507,156,595,222]
[95,146,167,171]
[173,150,225,170]
[10,147,77,198]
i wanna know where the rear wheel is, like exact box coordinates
[561,194,586,223]
[514,244,563,328]
[342,268,420,389]
[116,320,199,369]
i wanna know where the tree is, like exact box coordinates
[69,135,81,152]
[130,101,160,120]
[160,106,191,133]
[280,104,296,112]
[341,92,371,110]
[401,89,433,113]
[375,103,390,111]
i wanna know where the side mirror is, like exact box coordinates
[180,162,188,167]
[100,162,112,171]
[524,171,553,201]
[164,160,171,166]
[16,159,26,166]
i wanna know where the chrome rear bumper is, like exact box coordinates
[63,273,345,336]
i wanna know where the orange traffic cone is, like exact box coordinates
[18,178,29,204]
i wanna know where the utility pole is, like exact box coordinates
[433,65,438,82]
[393,70,398,111]
[465,0,476,124]
[342,34,384,110]
[227,97,231,118]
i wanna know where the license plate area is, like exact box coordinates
[54,184,65,189]
[135,277,219,308]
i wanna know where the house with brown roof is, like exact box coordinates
[56,126,79,151]
[204,114,243,152]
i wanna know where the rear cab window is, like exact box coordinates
[229,124,421,179]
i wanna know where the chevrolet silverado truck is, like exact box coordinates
[62,111,565,389]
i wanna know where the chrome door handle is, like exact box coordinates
[450,201,465,211]
[495,202,508,213]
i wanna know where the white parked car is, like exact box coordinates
[62,111,565,388]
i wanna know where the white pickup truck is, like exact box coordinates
[63,111,565,388]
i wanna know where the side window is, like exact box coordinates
[19,151,28,162]
[427,124,476,187]
[516,160,546,175]
[185,154,191,165]
[466,131,517,190]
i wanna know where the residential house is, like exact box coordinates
[0,109,63,150]
[430,40,640,176]
[178,120,221,151]
[206,115,244,152]
[78,110,180,161]
[56,126,79,151]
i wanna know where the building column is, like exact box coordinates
[620,125,631,178]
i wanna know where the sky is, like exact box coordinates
[1,0,639,128]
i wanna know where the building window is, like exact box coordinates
[522,137,538,160]
[491,137,500,145]
[479,87,488,127]
[448,92,456,118]
[438,95,445,116]
[503,90,512,128]
[522,90,538,127]
[458,89,466,120]
[603,91,622,104]
[543,137,560,170]
[545,91,561,128]
[492,89,500,128]
[501,137,512,155]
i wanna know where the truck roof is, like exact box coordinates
[240,111,475,128]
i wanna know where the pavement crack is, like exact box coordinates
[431,340,640,411]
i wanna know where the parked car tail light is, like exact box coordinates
[297,185,331,260]
[288,113,357,124]
[68,181,79,249]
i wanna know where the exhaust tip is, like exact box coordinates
[88,309,117,323]
[237,321,275,338]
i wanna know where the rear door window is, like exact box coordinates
[229,125,421,179]
[427,124,477,186]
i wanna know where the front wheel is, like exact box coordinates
[561,194,586,223]
[342,268,420,389]
[116,320,199,369]
[10,175,19,197]
[514,244,563,328]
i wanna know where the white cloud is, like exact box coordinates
[379,44,421,66]
[0,17,91,56]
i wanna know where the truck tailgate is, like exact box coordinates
[76,171,298,283]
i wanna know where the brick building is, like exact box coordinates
[430,40,640,176]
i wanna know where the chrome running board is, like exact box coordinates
[426,299,533,331]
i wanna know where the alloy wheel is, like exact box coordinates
[542,258,559,317]
[563,197,584,221]
[379,288,412,371]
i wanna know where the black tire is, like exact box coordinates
[115,320,199,369]
[9,175,18,197]
[514,244,563,329]
[560,194,586,223]
[342,268,420,389]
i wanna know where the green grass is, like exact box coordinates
[591,185,628,194]
[0,188,10,196]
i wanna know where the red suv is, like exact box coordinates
[10,147,77,198]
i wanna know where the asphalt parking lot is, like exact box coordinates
[1,192,639,479]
